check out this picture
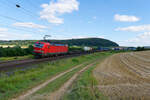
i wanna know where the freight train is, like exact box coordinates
[33,41,94,58]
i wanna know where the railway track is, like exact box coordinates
[0,52,93,72]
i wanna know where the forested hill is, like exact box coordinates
[0,38,119,47]
[50,38,119,47]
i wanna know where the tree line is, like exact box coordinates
[0,45,33,57]
[48,38,119,47]
[0,38,119,47]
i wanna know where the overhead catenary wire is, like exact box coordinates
[0,14,44,34]
[0,14,24,22]
[0,22,39,34]
[1,0,50,25]
[0,0,16,9]
[0,0,51,35]
[0,0,50,26]
[0,13,50,35]
[14,0,43,17]
[16,0,51,28]
[1,0,39,19]
[26,0,41,10]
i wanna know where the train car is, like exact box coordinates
[98,47,110,51]
[83,46,92,51]
[33,41,68,58]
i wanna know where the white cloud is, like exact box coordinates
[13,22,47,29]
[93,16,97,20]
[40,0,79,24]
[52,35,105,40]
[119,32,150,46]
[0,27,8,32]
[138,32,150,39]
[87,21,92,24]
[71,36,104,39]
[0,27,8,38]
[88,16,97,23]
[115,25,150,32]
[130,32,150,45]
[0,27,34,40]
[0,32,33,40]
[114,14,140,22]
[130,32,150,42]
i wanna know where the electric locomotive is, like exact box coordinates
[33,41,68,58]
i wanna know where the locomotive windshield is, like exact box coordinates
[35,43,44,48]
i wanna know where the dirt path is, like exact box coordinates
[12,62,88,100]
[93,52,150,100]
[49,61,97,100]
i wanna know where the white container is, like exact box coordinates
[83,46,92,51]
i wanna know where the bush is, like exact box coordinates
[0,45,33,57]
[136,47,145,51]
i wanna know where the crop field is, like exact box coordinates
[0,45,28,48]
[94,51,150,100]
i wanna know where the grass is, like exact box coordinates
[0,55,33,62]
[62,52,114,100]
[27,63,86,100]
[27,52,114,100]
[0,52,109,100]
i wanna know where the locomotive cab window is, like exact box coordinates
[35,43,44,48]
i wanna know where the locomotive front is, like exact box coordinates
[33,42,46,58]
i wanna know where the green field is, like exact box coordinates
[0,52,115,100]
[63,52,112,100]
[0,55,33,62]
[27,52,113,100]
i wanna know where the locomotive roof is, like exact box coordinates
[36,41,68,46]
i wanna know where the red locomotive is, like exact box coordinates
[33,41,68,58]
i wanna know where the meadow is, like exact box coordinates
[0,52,114,100]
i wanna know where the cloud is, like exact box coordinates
[13,22,47,29]
[119,32,150,46]
[0,27,8,37]
[0,31,33,40]
[114,14,140,22]
[0,27,34,40]
[128,32,150,46]
[88,16,97,23]
[52,35,105,40]
[93,16,97,20]
[40,0,79,24]
[115,25,150,32]
[71,36,104,39]
[0,27,8,32]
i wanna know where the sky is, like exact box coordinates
[0,0,150,46]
